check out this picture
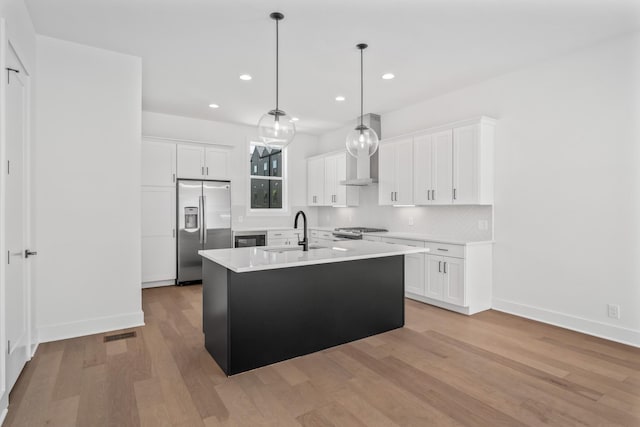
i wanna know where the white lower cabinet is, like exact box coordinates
[425,255,465,306]
[267,229,303,246]
[377,235,492,315]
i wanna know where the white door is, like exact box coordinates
[404,253,425,296]
[453,125,479,204]
[141,140,176,186]
[432,130,453,204]
[378,143,395,206]
[334,153,347,205]
[177,145,205,179]
[425,255,444,300]
[442,257,465,306]
[5,54,31,393]
[141,187,176,284]
[394,138,414,205]
[307,157,325,205]
[323,155,337,205]
[205,147,229,179]
[413,134,433,205]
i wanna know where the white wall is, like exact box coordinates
[321,33,640,345]
[142,111,322,228]
[34,36,143,342]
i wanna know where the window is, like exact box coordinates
[250,143,284,209]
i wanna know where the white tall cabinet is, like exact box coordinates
[141,139,177,287]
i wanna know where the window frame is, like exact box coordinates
[246,140,289,216]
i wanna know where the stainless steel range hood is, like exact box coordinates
[340,113,381,186]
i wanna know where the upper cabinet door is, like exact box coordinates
[307,157,325,206]
[177,145,205,179]
[394,138,414,205]
[431,130,453,204]
[413,134,433,205]
[142,140,176,186]
[378,143,395,206]
[334,153,348,205]
[205,147,229,180]
[453,124,480,204]
[323,155,337,205]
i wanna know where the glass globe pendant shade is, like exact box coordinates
[346,125,379,158]
[258,110,296,149]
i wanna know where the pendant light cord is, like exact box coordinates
[275,17,279,114]
[360,46,364,128]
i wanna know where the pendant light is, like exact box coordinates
[257,12,296,148]
[346,43,379,158]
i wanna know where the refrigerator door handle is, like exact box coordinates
[202,195,207,244]
[199,195,204,244]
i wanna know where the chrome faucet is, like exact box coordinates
[294,210,309,251]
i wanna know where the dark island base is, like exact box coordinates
[203,256,405,375]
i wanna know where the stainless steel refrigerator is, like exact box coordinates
[177,179,231,285]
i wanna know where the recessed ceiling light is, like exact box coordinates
[239,74,252,81]
[291,117,299,122]
[208,103,220,109]
[335,96,346,102]
[382,73,395,80]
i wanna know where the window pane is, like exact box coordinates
[270,150,282,177]
[270,180,282,208]
[251,178,270,209]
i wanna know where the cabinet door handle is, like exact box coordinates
[206,166,209,176]
[437,248,449,252]
[395,192,398,201]
[427,189,430,201]
[438,261,442,273]
[453,188,457,200]
[390,192,393,201]
[172,173,176,183]
[432,189,435,200]
[201,166,205,176]
[444,262,447,274]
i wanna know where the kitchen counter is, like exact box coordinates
[199,240,428,273]
[362,231,494,246]
[231,225,337,232]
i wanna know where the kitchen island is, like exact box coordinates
[199,240,428,375]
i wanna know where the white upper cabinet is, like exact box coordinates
[307,151,358,207]
[177,144,206,179]
[205,147,229,180]
[142,140,176,186]
[307,157,325,206]
[453,120,494,204]
[414,130,453,205]
[378,137,414,205]
[177,144,230,180]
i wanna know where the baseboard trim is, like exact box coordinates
[492,298,640,348]
[30,342,39,358]
[142,279,175,289]
[37,311,145,343]
[0,404,7,427]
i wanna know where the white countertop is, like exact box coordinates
[232,225,338,232]
[199,240,429,273]
[363,231,494,245]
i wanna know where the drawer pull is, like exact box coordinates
[438,261,442,273]
[443,262,447,274]
[437,248,449,252]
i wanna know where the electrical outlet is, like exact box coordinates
[478,220,488,230]
[607,304,620,319]
[408,217,414,226]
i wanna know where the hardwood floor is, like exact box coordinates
[4,285,640,426]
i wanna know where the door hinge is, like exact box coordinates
[6,67,19,84]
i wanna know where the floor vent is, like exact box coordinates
[104,331,137,342]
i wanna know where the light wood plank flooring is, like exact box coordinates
[4,285,640,426]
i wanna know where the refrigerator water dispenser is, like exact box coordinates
[184,207,199,230]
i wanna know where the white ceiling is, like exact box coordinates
[25,0,640,134]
